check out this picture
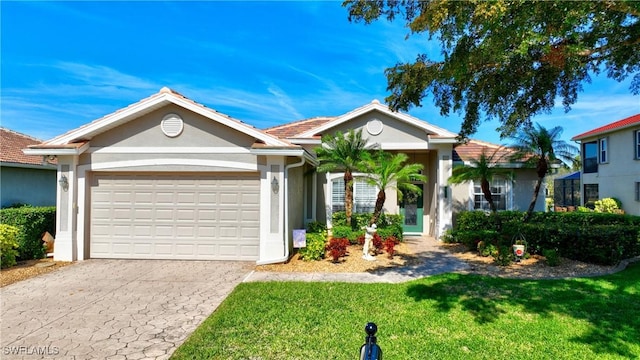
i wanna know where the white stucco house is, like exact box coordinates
[571,113,640,215]
[24,88,544,263]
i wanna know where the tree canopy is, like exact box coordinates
[344,0,640,139]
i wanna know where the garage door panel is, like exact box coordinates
[91,173,259,260]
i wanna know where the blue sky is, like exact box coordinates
[2,1,639,144]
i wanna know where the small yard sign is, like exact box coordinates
[293,229,306,248]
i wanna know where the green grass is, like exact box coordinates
[172,263,640,360]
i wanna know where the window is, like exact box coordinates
[636,182,640,202]
[583,141,598,173]
[331,177,377,213]
[473,178,509,211]
[635,130,640,160]
[584,184,599,205]
[599,138,608,163]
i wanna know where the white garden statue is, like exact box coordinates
[362,223,377,261]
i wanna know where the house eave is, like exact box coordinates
[0,161,57,170]
[23,142,90,156]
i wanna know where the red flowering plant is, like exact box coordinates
[325,237,350,263]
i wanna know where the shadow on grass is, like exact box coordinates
[405,263,640,358]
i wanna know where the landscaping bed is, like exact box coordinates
[0,258,73,287]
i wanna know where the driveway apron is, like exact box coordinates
[1,259,254,360]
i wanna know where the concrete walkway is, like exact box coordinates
[1,260,254,360]
[245,236,470,283]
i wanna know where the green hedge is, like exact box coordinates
[331,211,404,241]
[1,224,20,268]
[0,206,56,260]
[451,211,640,265]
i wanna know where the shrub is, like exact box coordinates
[325,237,350,263]
[0,206,55,260]
[332,226,360,244]
[479,243,498,257]
[299,233,326,261]
[0,224,20,268]
[383,236,399,259]
[331,211,404,241]
[493,246,514,266]
[306,221,327,234]
[543,249,561,267]
[594,198,622,213]
[372,234,383,254]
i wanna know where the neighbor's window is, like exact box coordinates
[331,177,377,213]
[473,178,509,211]
[583,141,598,173]
[584,184,599,205]
[636,182,640,202]
[599,138,608,163]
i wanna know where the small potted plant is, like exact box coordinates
[512,234,527,262]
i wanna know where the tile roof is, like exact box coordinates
[0,128,56,166]
[571,113,640,140]
[453,139,517,164]
[263,117,336,138]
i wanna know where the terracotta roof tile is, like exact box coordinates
[0,128,56,166]
[453,139,517,164]
[263,117,335,138]
[572,113,640,140]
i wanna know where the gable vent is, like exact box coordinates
[161,113,184,137]
[367,119,383,135]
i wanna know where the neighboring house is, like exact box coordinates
[1,128,56,207]
[449,140,546,218]
[24,88,541,263]
[571,113,640,216]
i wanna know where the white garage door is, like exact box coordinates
[90,173,260,260]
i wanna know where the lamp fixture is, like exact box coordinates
[58,175,69,192]
[271,176,279,194]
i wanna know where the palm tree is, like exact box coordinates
[448,147,512,214]
[315,129,376,227]
[362,151,427,225]
[509,124,578,220]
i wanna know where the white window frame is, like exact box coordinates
[328,174,378,215]
[599,137,608,164]
[470,177,512,211]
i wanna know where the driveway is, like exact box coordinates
[1,259,254,360]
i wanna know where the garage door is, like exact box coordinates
[90,173,260,260]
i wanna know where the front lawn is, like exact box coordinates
[172,263,640,360]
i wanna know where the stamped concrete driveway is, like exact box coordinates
[1,259,254,360]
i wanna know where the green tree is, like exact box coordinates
[344,1,640,139]
[315,129,376,226]
[362,151,427,225]
[448,147,512,214]
[509,124,578,219]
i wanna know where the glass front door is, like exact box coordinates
[400,184,424,234]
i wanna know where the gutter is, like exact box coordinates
[255,155,307,265]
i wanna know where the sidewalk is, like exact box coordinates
[243,236,470,283]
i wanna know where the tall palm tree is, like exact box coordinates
[315,129,376,227]
[509,123,578,220]
[448,147,512,214]
[362,151,427,225]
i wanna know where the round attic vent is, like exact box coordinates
[161,113,184,137]
[366,119,383,135]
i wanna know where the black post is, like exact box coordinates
[359,322,382,360]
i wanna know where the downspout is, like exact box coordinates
[256,155,306,265]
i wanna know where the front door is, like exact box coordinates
[400,184,424,234]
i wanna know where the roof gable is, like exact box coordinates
[294,100,457,139]
[42,87,292,148]
[571,113,640,140]
[1,128,56,167]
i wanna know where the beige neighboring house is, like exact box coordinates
[571,113,640,216]
[449,140,546,218]
[24,87,543,264]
